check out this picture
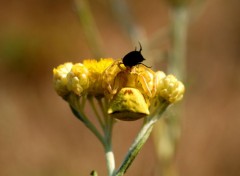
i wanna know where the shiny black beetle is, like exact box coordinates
[122,42,147,68]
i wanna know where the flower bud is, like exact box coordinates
[157,74,185,103]
[53,62,73,98]
[67,63,89,96]
[108,88,150,121]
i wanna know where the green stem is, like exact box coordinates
[97,98,108,119]
[116,102,169,176]
[70,105,105,145]
[152,6,189,176]
[108,0,144,43]
[95,97,115,176]
[89,97,105,130]
[168,6,189,81]
[74,0,103,58]
[151,100,170,123]
[116,122,154,176]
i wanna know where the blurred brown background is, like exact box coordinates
[0,0,240,175]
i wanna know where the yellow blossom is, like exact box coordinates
[83,58,114,96]
[157,74,185,103]
[53,58,185,121]
[67,63,89,96]
[155,71,166,81]
[53,62,73,98]
[83,58,114,75]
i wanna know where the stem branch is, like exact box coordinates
[70,105,104,145]
[116,123,154,176]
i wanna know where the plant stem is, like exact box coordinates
[74,0,103,58]
[94,97,115,176]
[89,97,105,130]
[168,6,189,81]
[116,102,169,176]
[152,6,189,176]
[104,143,115,176]
[116,123,153,176]
[103,118,115,176]
[70,105,104,145]
[108,0,144,43]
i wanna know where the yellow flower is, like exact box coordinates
[67,63,89,96]
[53,58,185,121]
[83,58,114,96]
[108,88,150,121]
[83,58,114,75]
[157,74,185,103]
[155,71,166,82]
[53,62,73,98]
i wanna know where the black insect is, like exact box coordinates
[122,42,150,68]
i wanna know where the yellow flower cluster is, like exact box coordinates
[53,58,114,98]
[156,73,185,103]
[53,58,185,120]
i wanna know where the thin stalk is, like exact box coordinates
[70,104,104,145]
[98,98,115,141]
[108,0,144,43]
[116,122,154,176]
[152,6,189,176]
[96,97,116,176]
[168,6,189,81]
[104,116,115,176]
[116,102,169,176]
[89,97,105,130]
[104,142,115,176]
[97,98,108,118]
[80,95,87,111]
[104,121,115,175]
[74,0,103,58]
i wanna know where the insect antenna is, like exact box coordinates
[134,42,143,52]
[138,42,142,52]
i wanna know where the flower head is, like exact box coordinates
[83,58,114,96]
[156,74,185,103]
[53,58,185,121]
[53,59,115,98]
[67,63,89,96]
[53,62,73,98]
